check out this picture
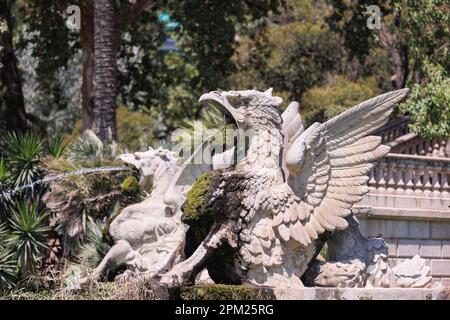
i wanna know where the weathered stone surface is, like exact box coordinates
[303,215,431,288]
[442,242,450,258]
[86,147,189,282]
[431,222,450,240]
[408,221,430,239]
[160,88,411,289]
[384,220,408,238]
[419,240,442,258]
[431,260,450,276]
[397,240,420,257]
[180,285,276,300]
[274,287,440,300]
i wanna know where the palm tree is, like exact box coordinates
[94,0,118,141]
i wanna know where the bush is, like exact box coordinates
[301,76,380,125]
[67,107,157,152]
[400,63,450,139]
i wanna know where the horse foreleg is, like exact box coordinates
[90,240,136,281]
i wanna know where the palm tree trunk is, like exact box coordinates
[80,0,95,132]
[93,0,118,141]
[0,0,28,133]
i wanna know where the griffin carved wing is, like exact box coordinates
[278,89,409,246]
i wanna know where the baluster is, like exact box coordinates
[404,162,415,194]
[446,139,450,157]
[423,164,432,195]
[377,161,387,191]
[426,140,433,157]
[432,139,440,157]
[386,161,397,193]
[439,139,446,158]
[397,162,406,193]
[414,164,424,196]
[420,140,426,156]
[431,162,441,197]
[441,164,450,198]
[368,163,377,192]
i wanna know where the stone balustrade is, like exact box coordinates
[356,153,450,285]
[367,153,450,199]
[388,136,450,158]
[375,116,411,143]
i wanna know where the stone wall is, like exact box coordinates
[354,153,450,285]
[358,217,450,286]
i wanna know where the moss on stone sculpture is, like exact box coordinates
[182,171,220,243]
[121,176,140,196]
[179,284,275,300]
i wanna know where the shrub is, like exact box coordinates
[2,132,43,187]
[400,63,450,139]
[301,76,380,125]
[8,201,50,277]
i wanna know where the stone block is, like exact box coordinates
[408,221,430,239]
[384,220,408,238]
[419,240,442,258]
[358,219,386,238]
[430,222,450,240]
[441,278,450,287]
[397,240,419,257]
[431,260,450,277]
[442,242,450,258]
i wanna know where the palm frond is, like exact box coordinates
[75,218,110,269]
[7,201,50,277]
[46,136,70,159]
[2,132,44,187]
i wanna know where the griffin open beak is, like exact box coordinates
[199,91,242,129]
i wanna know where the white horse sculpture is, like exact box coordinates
[90,147,189,279]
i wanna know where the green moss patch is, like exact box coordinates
[121,176,140,196]
[182,171,220,243]
[180,284,275,300]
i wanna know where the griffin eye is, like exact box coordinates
[227,95,247,108]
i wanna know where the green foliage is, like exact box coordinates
[396,0,450,72]
[75,218,111,270]
[227,0,346,104]
[2,132,43,187]
[301,76,380,125]
[0,156,9,184]
[166,0,281,91]
[69,107,157,153]
[325,0,450,133]
[0,250,17,292]
[0,223,17,291]
[400,63,450,139]
[116,107,156,151]
[42,131,139,257]
[45,136,69,159]
[66,130,120,165]
[8,201,49,276]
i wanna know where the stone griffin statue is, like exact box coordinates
[159,87,431,288]
[87,88,431,290]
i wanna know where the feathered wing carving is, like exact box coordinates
[281,101,304,176]
[278,89,409,247]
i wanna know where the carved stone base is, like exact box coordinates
[304,213,432,288]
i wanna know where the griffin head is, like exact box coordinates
[199,88,284,131]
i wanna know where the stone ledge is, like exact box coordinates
[355,206,450,222]
[274,287,444,300]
